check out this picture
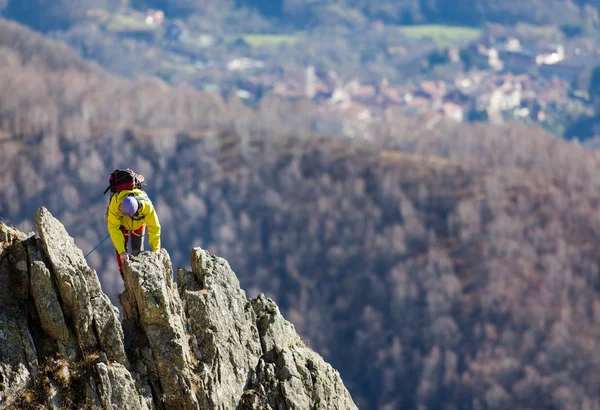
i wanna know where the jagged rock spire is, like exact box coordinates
[0,208,358,409]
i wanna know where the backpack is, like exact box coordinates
[103,169,146,195]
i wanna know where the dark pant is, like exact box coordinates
[115,225,146,275]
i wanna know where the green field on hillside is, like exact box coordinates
[236,34,300,47]
[106,14,155,32]
[399,25,481,47]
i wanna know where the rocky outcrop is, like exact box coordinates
[35,207,128,366]
[0,225,38,407]
[0,207,357,409]
[242,295,357,410]
[178,248,263,409]
[120,251,199,410]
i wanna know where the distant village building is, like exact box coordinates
[448,47,461,63]
[537,110,546,122]
[488,48,502,71]
[500,48,536,73]
[404,91,430,114]
[472,44,503,71]
[487,84,522,116]
[197,34,215,48]
[420,80,447,99]
[513,107,530,119]
[536,45,565,65]
[236,89,252,99]
[381,86,408,105]
[145,9,164,26]
[329,87,352,108]
[343,79,362,95]
[505,37,522,52]
[442,102,465,122]
[347,81,377,105]
[444,89,470,106]
[227,58,265,71]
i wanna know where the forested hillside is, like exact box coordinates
[3,0,599,30]
[239,0,599,26]
[2,19,600,410]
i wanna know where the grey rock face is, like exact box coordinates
[0,224,37,408]
[29,243,76,347]
[96,361,151,410]
[0,307,38,408]
[121,251,199,410]
[35,207,128,366]
[178,248,263,409]
[0,209,357,409]
[241,295,358,410]
[0,213,136,408]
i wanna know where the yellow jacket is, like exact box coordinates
[107,189,161,254]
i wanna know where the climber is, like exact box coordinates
[106,188,162,277]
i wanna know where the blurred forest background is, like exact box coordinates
[3,1,600,409]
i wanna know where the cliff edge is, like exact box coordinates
[0,207,357,410]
